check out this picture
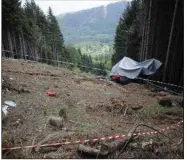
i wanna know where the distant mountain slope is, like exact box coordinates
[57,1,128,44]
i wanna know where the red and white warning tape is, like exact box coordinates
[2,120,183,151]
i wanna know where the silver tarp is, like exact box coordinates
[110,57,162,79]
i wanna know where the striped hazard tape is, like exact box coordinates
[137,77,183,89]
[2,120,183,151]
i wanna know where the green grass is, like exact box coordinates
[76,122,96,132]
[104,60,112,70]
[63,104,97,133]
[71,66,81,73]
[74,41,113,56]
[43,107,57,116]
[139,105,183,117]
[104,91,113,95]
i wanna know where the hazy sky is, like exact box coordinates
[24,0,130,16]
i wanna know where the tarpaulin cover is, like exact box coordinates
[110,57,162,79]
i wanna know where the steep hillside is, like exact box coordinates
[2,58,184,159]
[57,1,128,44]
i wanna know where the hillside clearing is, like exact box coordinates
[2,59,183,159]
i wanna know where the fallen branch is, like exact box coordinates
[117,123,173,158]
[117,127,136,158]
[29,136,36,152]
[2,69,61,77]
[123,106,128,117]
[3,84,30,93]
[35,131,74,152]
[69,120,76,124]
[110,105,114,130]
[135,124,172,141]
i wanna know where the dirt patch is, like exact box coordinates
[2,58,183,159]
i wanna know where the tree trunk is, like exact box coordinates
[12,32,18,58]
[24,40,29,60]
[143,0,149,60]
[7,30,13,58]
[163,0,178,82]
[35,47,39,61]
[45,42,48,63]
[149,0,157,59]
[170,27,179,82]
[140,1,147,61]
[151,1,158,58]
[145,0,152,59]
[21,30,27,60]
[41,46,43,63]
[19,35,23,59]
[2,42,5,57]
[31,44,35,60]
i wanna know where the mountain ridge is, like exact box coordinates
[56,1,120,17]
[56,1,128,45]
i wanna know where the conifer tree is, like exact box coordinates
[112,0,142,65]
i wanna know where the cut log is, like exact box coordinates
[48,116,64,128]
[59,108,67,121]
[100,136,130,155]
[78,136,131,157]
[158,98,172,107]
[78,144,100,156]
[37,146,59,153]
[131,105,143,110]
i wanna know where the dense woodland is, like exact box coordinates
[113,0,183,85]
[2,0,184,84]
